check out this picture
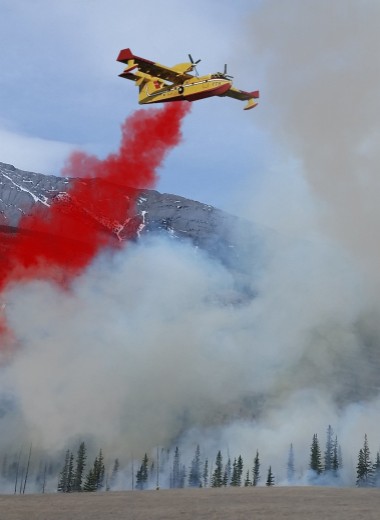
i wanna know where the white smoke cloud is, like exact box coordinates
[245,0,380,283]
[2,239,241,454]
[0,223,378,485]
[222,0,380,483]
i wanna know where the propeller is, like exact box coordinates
[188,54,201,76]
[222,64,233,80]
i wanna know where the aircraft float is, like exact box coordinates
[117,49,259,110]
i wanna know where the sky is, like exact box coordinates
[1,0,380,488]
[0,0,266,213]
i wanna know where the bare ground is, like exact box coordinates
[0,487,379,520]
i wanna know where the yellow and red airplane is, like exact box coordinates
[117,49,259,110]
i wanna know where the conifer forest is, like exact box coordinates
[2,425,380,494]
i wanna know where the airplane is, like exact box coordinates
[117,48,259,110]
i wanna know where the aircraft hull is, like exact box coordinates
[140,78,232,105]
[183,79,231,101]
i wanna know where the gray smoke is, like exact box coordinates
[1,239,249,457]
[247,0,380,283]
[1,227,379,485]
[227,0,380,482]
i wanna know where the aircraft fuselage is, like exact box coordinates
[139,75,232,105]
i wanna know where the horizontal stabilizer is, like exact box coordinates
[244,98,259,110]
[118,72,138,81]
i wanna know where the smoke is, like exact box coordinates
[247,0,380,283]
[2,240,237,452]
[1,222,379,486]
[218,0,380,483]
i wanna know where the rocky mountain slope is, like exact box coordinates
[0,161,256,273]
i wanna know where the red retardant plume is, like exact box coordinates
[0,102,191,294]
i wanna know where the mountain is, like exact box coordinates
[0,161,257,274]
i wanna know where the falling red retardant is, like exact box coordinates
[0,102,191,297]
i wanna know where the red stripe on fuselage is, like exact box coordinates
[185,81,231,101]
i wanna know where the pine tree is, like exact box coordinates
[94,450,105,490]
[202,459,209,488]
[171,447,181,489]
[244,470,251,486]
[230,458,238,486]
[83,450,105,492]
[211,451,223,488]
[287,444,295,483]
[73,442,86,492]
[237,455,244,485]
[324,425,334,472]
[252,450,260,486]
[356,434,374,487]
[356,448,365,487]
[230,456,243,486]
[222,458,231,487]
[57,451,68,493]
[266,466,275,486]
[66,452,74,492]
[222,467,228,487]
[83,468,97,492]
[58,450,71,493]
[136,453,149,490]
[309,434,323,475]
[338,444,343,470]
[331,436,340,477]
[188,445,201,488]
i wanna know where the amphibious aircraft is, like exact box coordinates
[117,49,259,110]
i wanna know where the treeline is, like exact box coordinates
[1,424,380,493]
[54,425,380,492]
[57,443,119,492]
[131,425,339,491]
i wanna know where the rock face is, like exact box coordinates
[0,162,71,225]
[0,161,255,271]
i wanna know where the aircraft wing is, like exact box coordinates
[223,86,260,110]
[117,48,193,84]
